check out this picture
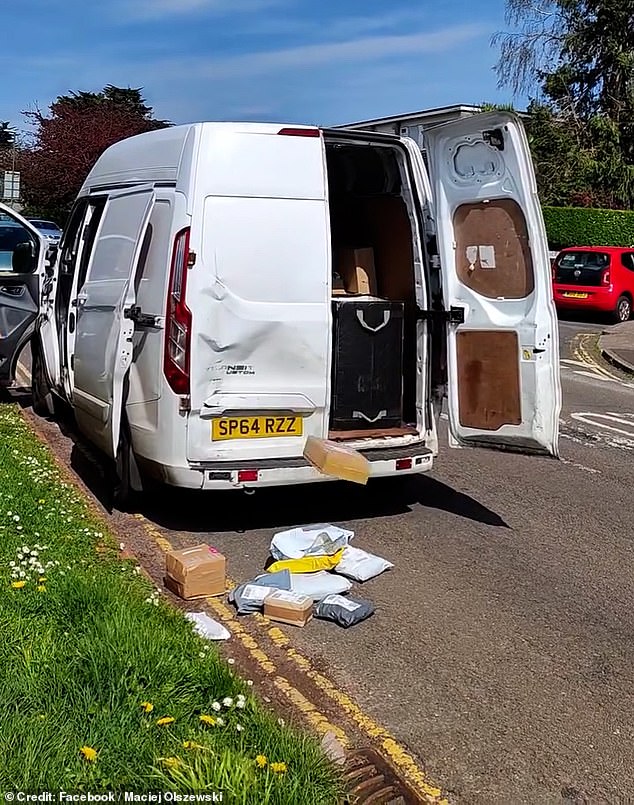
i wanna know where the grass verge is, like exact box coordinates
[0,403,342,803]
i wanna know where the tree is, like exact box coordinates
[0,122,16,150]
[493,1,634,209]
[20,86,170,222]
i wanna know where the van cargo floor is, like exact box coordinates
[328,426,418,441]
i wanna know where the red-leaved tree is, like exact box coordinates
[21,86,170,223]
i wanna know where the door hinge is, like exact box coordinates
[417,306,465,324]
[124,306,162,328]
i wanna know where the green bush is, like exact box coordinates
[543,206,634,249]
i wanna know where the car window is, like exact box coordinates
[0,222,36,272]
[557,251,611,269]
[620,252,634,271]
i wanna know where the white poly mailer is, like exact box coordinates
[270,524,354,561]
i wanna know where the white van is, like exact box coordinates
[0,112,561,503]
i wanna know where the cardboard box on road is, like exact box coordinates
[264,589,314,627]
[164,544,226,600]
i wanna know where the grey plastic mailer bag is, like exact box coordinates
[229,570,291,614]
[315,594,375,628]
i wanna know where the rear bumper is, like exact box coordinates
[553,285,616,312]
[139,443,434,490]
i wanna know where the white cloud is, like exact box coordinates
[159,23,489,80]
[121,0,283,19]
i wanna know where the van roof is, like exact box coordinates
[81,122,320,192]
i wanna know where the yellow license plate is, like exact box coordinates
[563,291,588,299]
[211,416,303,441]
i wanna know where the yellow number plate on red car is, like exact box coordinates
[211,416,303,441]
[562,291,589,299]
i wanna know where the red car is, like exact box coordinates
[553,246,634,322]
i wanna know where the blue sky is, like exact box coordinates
[2,0,521,134]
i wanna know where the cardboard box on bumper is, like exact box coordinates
[303,436,370,485]
[164,544,226,600]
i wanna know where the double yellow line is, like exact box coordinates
[135,514,447,804]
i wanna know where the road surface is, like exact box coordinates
[15,318,634,803]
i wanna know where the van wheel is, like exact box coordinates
[31,347,55,418]
[113,419,136,511]
[614,295,632,323]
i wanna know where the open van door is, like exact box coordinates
[71,188,154,459]
[0,204,47,386]
[423,112,561,456]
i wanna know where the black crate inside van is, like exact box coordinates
[331,297,404,431]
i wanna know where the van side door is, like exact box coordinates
[71,187,154,458]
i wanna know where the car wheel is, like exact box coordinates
[614,295,632,323]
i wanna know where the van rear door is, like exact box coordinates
[185,125,331,465]
[423,111,561,456]
[71,187,154,458]
[0,204,47,386]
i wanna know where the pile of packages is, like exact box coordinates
[230,524,392,629]
[163,525,392,630]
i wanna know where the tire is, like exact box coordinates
[112,418,135,511]
[31,347,55,418]
[614,295,632,324]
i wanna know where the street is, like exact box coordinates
[16,317,634,803]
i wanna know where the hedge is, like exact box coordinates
[543,206,634,250]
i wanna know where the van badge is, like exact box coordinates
[574,269,581,278]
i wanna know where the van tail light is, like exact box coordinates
[602,269,611,286]
[164,227,192,395]
[277,127,320,138]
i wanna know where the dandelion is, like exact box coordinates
[11,581,26,589]
[79,746,98,762]
[37,586,46,593]
[255,755,268,769]
[183,741,205,750]
[270,762,287,774]
[222,697,233,708]
[38,577,46,584]
[140,702,154,714]
[211,702,221,712]
[199,714,215,726]
[156,717,175,726]
[159,757,181,770]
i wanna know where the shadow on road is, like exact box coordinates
[4,388,509,533]
[140,474,509,534]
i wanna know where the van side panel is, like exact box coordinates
[186,129,331,464]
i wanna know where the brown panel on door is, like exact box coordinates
[456,330,522,430]
[454,199,534,299]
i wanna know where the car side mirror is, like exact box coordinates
[12,241,38,274]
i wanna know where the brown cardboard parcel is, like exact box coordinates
[337,247,377,295]
[264,589,314,627]
[164,544,226,600]
[304,436,370,485]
